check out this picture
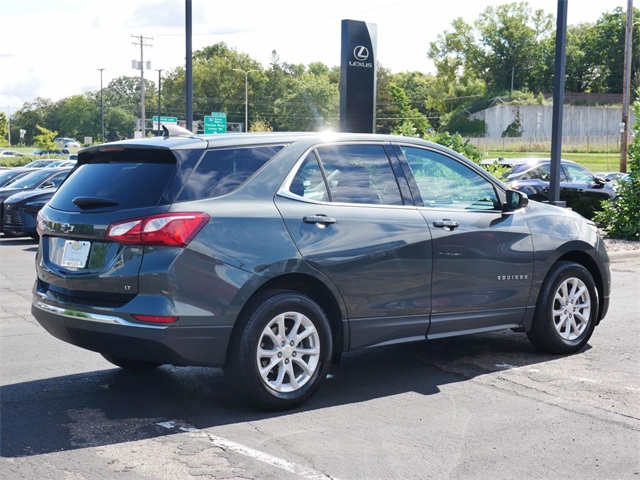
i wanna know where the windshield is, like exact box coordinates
[6,169,55,188]
[0,170,25,183]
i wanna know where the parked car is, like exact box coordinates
[595,171,625,183]
[505,158,617,219]
[0,168,71,236]
[54,159,77,168]
[0,168,32,188]
[31,131,610,410]
[2,189,57,238]
[30,148,70,157]
[479,157,528,168]
[0,149,24,158]
[54,137,81,148]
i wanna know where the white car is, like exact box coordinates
[54,137,80,148]
[0,150,24,157]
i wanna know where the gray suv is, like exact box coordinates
[32,131,611,410]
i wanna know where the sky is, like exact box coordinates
[0,0,630,115]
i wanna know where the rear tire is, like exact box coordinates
[527,261,598,354]
[101,353,162,370]
[225,291,332,411]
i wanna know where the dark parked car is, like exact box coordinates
[32,131,610,410]
[30,148,70,157]
[0,167,32,188]
[505,158,617,219]
[2,189,57,238]
[0,168,71,236]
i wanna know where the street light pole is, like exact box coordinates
[233,68,259,132]
[156,69,163,135]
[98,68,105,143]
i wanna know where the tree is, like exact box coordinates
[0,112,8,147]
[9,98,55,145]
[104,107,135,141]
[161,42,264,130]
[56,94,99,141]
[103,76,157,120]
[33,125,58,151]
[592,7,640,95]
[273,72,339,131]
[428,2,554,93]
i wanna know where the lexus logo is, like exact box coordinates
[353,46,369,61]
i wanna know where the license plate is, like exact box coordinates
[61,240,91,268]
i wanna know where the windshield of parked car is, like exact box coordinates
[5,169,56,188]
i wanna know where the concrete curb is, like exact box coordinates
[607,249,640,261]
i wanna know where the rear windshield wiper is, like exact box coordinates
[72,196,119,208]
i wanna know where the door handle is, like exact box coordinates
[433,219,459,230]
[303,215,336,226]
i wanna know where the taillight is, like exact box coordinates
[106,212,209,247]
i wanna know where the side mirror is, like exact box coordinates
[503,189,528,212]
[40,181,56,189]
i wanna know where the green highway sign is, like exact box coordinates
[204,112,227,134]
[152,116,178,126]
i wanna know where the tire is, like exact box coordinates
[224,291,332,411]
[101,353,162,370]
[527,261,598,354]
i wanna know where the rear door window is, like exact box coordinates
[288,144,403,205]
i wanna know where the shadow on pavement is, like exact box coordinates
[0,330,571,458]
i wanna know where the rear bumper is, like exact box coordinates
[32,300,232,367]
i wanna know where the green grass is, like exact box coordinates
[485,151,625,173]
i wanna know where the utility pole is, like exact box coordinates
[620,0,633,173]
[98,68,105,143]
[132,34,153,137]
[549,0,568,208]
[186,0,193,132]
[233,68,259,132]
[156,69,163,135]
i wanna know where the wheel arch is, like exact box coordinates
[228,273,346,361]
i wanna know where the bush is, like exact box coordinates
[594,102,640,241]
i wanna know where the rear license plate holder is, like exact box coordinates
[61,240,91,268]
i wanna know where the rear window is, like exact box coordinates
[49,163,176,210]
[48,147,205,211]
[176,145,284,201]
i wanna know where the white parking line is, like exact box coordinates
[157,421,338,480]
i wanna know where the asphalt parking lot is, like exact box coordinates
[1,237,639,479]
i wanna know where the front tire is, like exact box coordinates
[225,291,332,410]
[527,261,598,354]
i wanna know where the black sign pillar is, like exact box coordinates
[340,20,377,133]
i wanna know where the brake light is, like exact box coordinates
[132,314,178,323]
[106,212,209,247]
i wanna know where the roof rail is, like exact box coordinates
[162,124,194,138]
